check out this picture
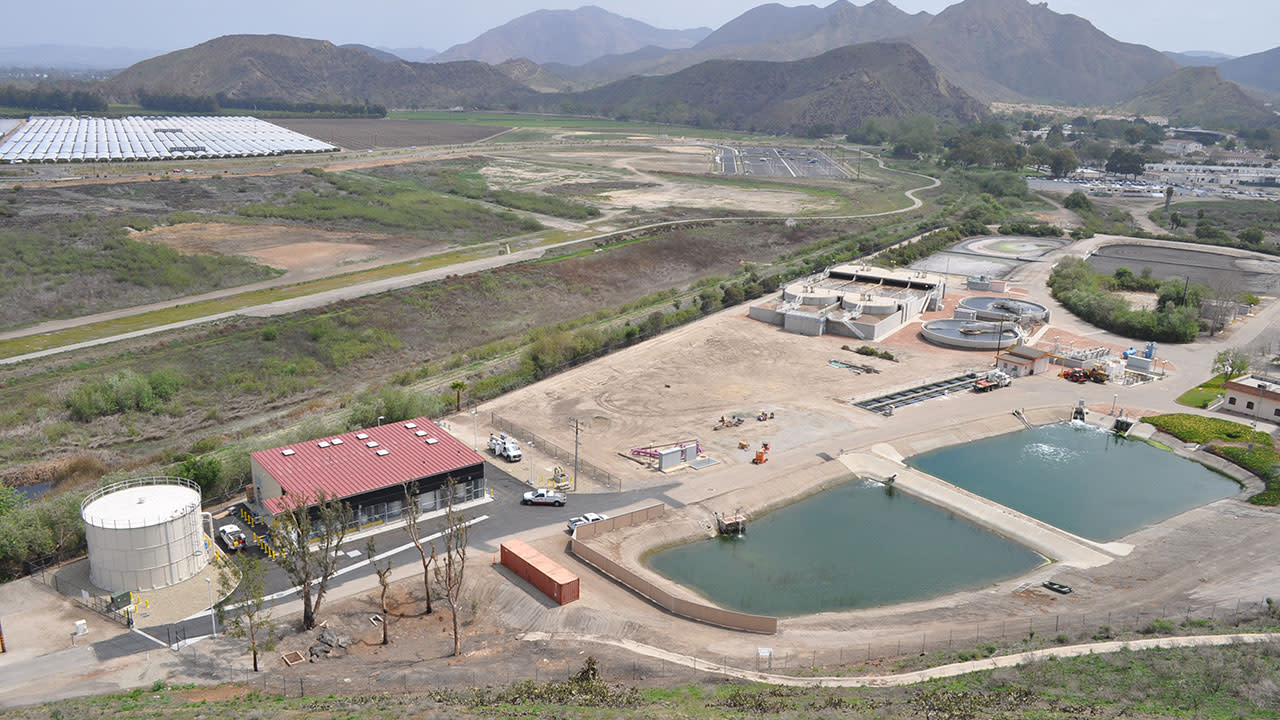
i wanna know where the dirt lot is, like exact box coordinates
[135,222,450,280]
[490,147,844,215]
[271,118,509,151]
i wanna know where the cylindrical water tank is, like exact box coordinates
[81,477,206,594]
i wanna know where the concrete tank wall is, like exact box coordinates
[82,478,206,594]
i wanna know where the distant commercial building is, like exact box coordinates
[250,417,486,526]
[1146,163,1280,187]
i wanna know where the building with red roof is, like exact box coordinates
[250,417,486,524]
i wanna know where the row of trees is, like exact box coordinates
[137,90,386,117]
[0,85,106,112]
[220,477,471,671]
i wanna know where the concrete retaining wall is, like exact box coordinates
[571,504,778,634]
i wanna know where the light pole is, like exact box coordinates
[527,440,535,486]
[206,577,216,638]
[471,408,478,451]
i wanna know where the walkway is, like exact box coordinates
[519,630,1280,687]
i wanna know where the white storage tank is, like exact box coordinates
[81,477,206,594]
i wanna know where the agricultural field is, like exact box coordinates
[270,118,507,150]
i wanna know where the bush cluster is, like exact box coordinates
[998,222,1063,237]
[64,369,183,422]
[1048,258,1200,342]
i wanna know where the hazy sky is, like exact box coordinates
[9,0,1278,58]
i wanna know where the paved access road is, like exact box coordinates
[118,461,681,656]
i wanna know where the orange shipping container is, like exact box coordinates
[500,539,579,605]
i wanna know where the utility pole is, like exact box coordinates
[568,418,582,492]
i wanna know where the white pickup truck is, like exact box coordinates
[522,488,566,506]
[488,433,522,462]
[217,523,247,551]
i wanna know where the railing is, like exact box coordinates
[81,476,202,529]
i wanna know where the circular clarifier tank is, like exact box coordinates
[958,296,1050,323]
[921,319,1023,350]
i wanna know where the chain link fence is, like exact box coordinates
[31,565,131,627]
[490,412,618,490]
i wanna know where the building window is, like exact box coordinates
[1228,397,1237,405]
[1246,401,1255,410]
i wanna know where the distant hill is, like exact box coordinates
[433,6,710,66]
[105,35,536,108]
[535,0,1179,106]
[382,47,438,63]
[549,42,986,135]
[1218,46,1280,95]
[0,44,160,70]
[1163,50,1234,67]
[341,44,402,63]
[1122,67,1279,129]
[905,0,1179,104]
[544,0,932,86]
[495,58,577,93]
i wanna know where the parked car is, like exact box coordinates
[522,488,567,506]
[218,523,247,551]
[567,512,608,530]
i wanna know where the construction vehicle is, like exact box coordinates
[1088,366,1109,384]
[972,370,1012,393]
[1060,368,1090,383]
[752,442,770,465]
[488,433,522,462]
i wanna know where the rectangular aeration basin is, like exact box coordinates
[500,539,579,605]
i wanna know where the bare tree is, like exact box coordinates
[216,552,277,672]
[403,482,434,615]
[433,477,469,656]
[366,538,392,645]
[269,489,352,630]
[1203,273,1241,338]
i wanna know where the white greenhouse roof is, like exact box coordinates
[0,115,339,164]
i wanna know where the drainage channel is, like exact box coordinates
[854,373,980,415]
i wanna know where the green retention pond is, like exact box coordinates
[909,422,1239,543]
[646,479,1044,616]
[646,423,1239,617]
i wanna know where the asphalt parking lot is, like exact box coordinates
[718,146,848,179]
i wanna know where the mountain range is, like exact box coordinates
[431,6,710,66]
[1123,67,1279,129]
[104,35,535,109]
[29,0,1280,134]
[548,42,987,135]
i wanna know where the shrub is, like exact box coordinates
[64,369,183,421]
[178,456,223,495]
[1063,191,1093,212]
[347,387,433,429]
